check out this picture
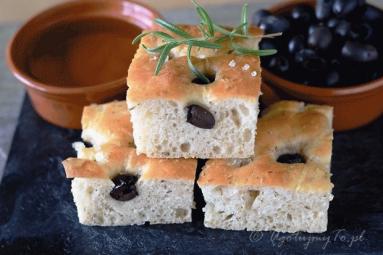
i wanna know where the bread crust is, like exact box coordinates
[127,25,262,106]
[198,101,334,193]
[63,101,196,181]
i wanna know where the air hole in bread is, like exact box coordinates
[243,129,251,142]
[239,104,250,116]
[230,109,241,127]
[224,214,234,220]
[246,190,259,208]
[213,146,221,154]
[277,153,306,164]
[180,143,190,152]
[228,158,252,167]
[191,72,215,85]
[287,213,292,221]
[175,208,187,218]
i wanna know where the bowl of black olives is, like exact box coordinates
[253,0,383,131]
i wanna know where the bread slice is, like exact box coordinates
[127,25,262,159]
[62,101,197,226]
[198,101,334,233]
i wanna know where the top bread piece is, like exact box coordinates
[198,101,334,193]
[127,25,263,107]
[63,101,196,181]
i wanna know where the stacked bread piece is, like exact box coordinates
[62,102,197,226]
[63,25,334,233]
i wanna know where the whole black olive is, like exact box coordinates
[361,5,383,22]
[325,70,340,86]
[333,0,359,17]
[308,25,333,49]
[341,41,379,62]
[291,5,315,23]
[316,0,334,20]
[349,23,373,41]
[327,18,340,29]
[335,20,351,37]
[258,15,290,33]
[268,55,290,73]
[288,35,305,54]
[252,9,271,26]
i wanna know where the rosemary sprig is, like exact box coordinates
[132,1,279,81]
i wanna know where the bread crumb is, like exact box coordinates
[242,64,250,71]
[251,71,257,77]
[228,60,236,68]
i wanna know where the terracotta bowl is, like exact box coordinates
[261,0,383,131]
[7,0,161,129]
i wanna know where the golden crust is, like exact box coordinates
[63,101,197,181]
[198,101,334,193]
[82,101,133,145]
[127,25,262,106]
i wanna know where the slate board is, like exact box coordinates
[0,96,383,255]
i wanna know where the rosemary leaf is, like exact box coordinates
[154,43,176,75]
[132,31,174,45]
[154,18,192,39]
[142,44,167,54]
[233,43,277,56]
[241,3,249,35]
[187,44,210,84]
[182,39,221,49]
[192,0,214,37]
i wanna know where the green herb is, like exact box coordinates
[132,1,280,80]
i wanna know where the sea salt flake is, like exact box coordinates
[242,64,250,71]
[228,60,236,67]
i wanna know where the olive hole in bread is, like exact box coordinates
[192,72,215,85]
[277,153,306,164]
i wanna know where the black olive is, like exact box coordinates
[333,0,359,17]
[316,0,334,20]
[186,104,215,129]
[295,49,326,72]
[358,0,366,7]
[325,70,340,86]
[335,20,351,37]
[259,39,277,50]
[349,23,373,41]
[308,25,333,50]
[110,174,139,201]
[288,35,305,54]
[291,5,315,23]
[341,41,379,62]
[361,5,383,22]
[252,9,271,26]
[258,15,290,33]
[268,55,290,73]
[295,48,317,63]
[327,18,340,29]
[308,24,317,35]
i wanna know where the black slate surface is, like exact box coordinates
[0,96,383,255]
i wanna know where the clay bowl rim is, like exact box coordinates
[263,0,383,97]
[6,0,162,95]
